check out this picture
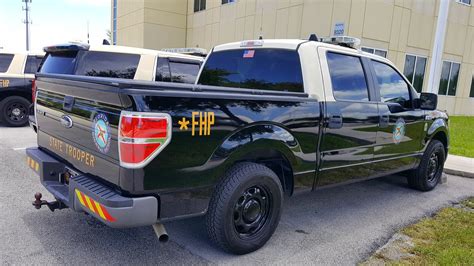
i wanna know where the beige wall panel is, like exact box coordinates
[301,0,333,38]
[143,23,186,49]
[144,9,186,29]
[275,8,289,38]
[348,0,366,37]
[397,8,411,51]
[332,0,351,35]
[470,6,474,27]
[287,5,303,38]
[444,22,467,56]
[410,0,435,16]
[389,6,403,51]
[187,14,194,29]
[456,64,470,98]
[186,28,194,46]
[144,0,187,14]
[117,23,144,47]
[448,1,470,25]
[212,23,220,46]
[290,0,304,5]
[277,0,290,9]
[187,0,194,14]
[213,6,221,23]
[208,0,221,9]
[407,14,434,50]
[117,9,144,30]
[117,0,144,17]
[205,24,213,49]
[363,1,394,42]
[237,0,247,18]
[437,96,457,115]
[193,11,207,27]
[193,26,206,47]
[206,9,214,25]
[246,0,257,16]
[260,8,277,39]
[244,16,256,39]
[235,17,246,41]
[464,26,474,64]
[456,98,474,115]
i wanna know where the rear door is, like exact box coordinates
[317,50,379,187]
[36,48,140,184]
[368,59,425,175]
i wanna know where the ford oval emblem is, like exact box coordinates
[60,115,73,128]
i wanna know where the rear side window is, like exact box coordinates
[372,60,411,108]
[169,61,200,83]
[155,58,171,82]
[0,54,14,73]
[24,56,43,74]
[75,51,139,79]
[327,52,369,101]
[198,49,304,93]
[40,52,78,74]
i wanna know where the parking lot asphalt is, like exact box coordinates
[1,124,473,265]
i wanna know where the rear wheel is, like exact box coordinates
[0,96,30,127]
[206,162,283,254]
[407,139,445,191]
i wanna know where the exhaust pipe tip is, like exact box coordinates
[152,223,169,243]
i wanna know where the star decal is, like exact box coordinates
[178,117,190,130]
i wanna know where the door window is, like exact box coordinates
[169,61,200,84]
[326,52,369,101]
[0,54,14,73]
[155,58,171,82]
[24,56,43,74]
[372,60,411,108]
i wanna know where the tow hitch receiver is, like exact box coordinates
[32,192,67,212]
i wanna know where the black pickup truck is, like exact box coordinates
[27,37,449,254]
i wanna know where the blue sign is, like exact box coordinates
[334,22,345,36]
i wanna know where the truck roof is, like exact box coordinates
[0,50,45,57]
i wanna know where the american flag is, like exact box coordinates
[243,50,255,58]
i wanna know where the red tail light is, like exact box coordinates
[118,111,172,169]
[32,79,37,102]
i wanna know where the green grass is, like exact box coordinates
[398,197,474,265]
[449,116,474,158]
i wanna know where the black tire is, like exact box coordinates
[407,139,445,191]
[206,162,283,254]
[0,96,30,127]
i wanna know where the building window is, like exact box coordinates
[403,55,427,93]
[194,0,206,12]
[361,47,387,58]
[469,76,474,98]
[456,0,471,6]
[222,0,236,4]
[438,61,460,96]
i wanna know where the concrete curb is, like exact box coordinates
[444,168,474,179]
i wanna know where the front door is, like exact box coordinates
[317,51,379,187]
[369,59,425,175]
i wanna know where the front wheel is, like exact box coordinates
[0,96,30,127]
[407,139,446,191]
[206,162,283,254]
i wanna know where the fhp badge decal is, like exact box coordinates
[92,113,111,154]
[393,118,406,144]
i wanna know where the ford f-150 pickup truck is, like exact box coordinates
[27,36,448,254]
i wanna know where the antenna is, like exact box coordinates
[87,21,90,44]
[22,0,32,51]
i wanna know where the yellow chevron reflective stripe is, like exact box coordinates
[84,195,96,213]
[35,162,39,172]
[75,189,85,206]
[94,201,107,220]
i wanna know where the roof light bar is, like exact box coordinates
[240,40,264,48]
[321,36,361,49]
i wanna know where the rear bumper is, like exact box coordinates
[26,147,158,228]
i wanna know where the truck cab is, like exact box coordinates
[0,51,44,126]
[27,36,448,255]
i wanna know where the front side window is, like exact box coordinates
[438,61,460,96]
[24,56,43,74]
[75,51,140,79]
[403,55,427,93]
[0,54,14,73]
[169,61,200,84]
[326,52,369,101]
[372,60,411,108]
[199,49,304,93]
[194,0,206,12]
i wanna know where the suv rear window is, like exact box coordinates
[40,51,140,79]
[75,51,139,79]
[155,58,201,84]
[198,49,304,93]
[0,54,14,73]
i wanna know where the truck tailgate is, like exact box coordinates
[35,76,125,185]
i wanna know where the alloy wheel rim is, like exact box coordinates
[427,150,441,183]
[233,185,271,237]
[6,102,27,122]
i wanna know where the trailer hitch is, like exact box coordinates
[32,192,67,212]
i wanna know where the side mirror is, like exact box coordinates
[419,92,438,110]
